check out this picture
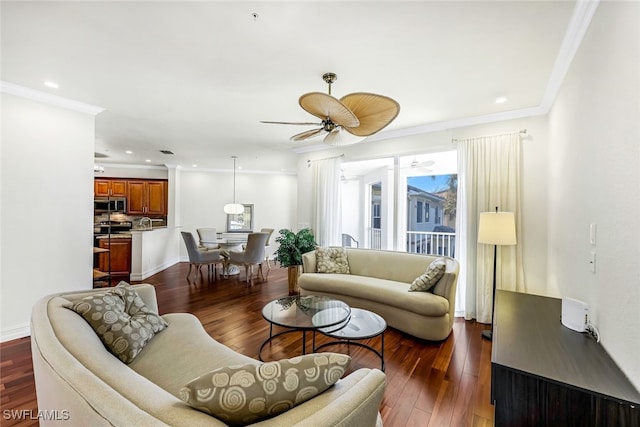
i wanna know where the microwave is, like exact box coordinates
[94,197,126,213]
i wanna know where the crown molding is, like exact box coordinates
[94,162,296,175]
[540,0,600,111]
[367,106,547,143]
[0,81,105,115]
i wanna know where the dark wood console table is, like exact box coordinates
[491,290,640,426]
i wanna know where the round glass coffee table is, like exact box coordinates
[259,295,350,361]
[313,308,386,371]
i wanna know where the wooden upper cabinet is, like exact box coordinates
[146,181,167,215]
[94,179,127,197]
[126,180,167,215]
[127,181,146,214]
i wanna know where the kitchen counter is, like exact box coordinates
[130,226,167,232]
[95,233,132,239]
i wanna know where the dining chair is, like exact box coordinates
[181,232,224,281]
[342,233,359,248]
[226,232,269,283]
[196,227,219,249]
[260,228,276,271]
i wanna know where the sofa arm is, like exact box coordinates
[131,284,160,314]
[301,250,317,273]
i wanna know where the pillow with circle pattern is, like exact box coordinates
[408,257,447,292]
[316,247,350,274]
[179,353,351,426]
[63,281,168,364]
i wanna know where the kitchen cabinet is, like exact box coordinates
[98,237,132,286]
[93,247,110,288]
[94,179,127,197]
[127,180,167,215]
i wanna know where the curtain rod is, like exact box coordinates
[307,153,344,167]
[451,129,527,143]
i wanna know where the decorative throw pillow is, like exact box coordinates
[409,257,447,292]
[179,353,351,426]
[316,247,350,274]
[64,282,168,363]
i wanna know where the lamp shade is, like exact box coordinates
[478,211,517,245]
[223,203,244,215]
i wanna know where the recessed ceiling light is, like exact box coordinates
[145,159,151,163]
[125,150,133,154]
[192,164,197,168]
[495,97,507,104]
[43,81,59,89]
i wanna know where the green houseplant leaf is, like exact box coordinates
[275,228,317,267]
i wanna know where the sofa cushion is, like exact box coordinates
[299,274,449,317]
[316,247,350,274]
[179,353,351,426]
[64,282,168,363]
[409,257,446,292]
[129,313,258,397]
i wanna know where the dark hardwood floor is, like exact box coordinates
[0,262,494,426]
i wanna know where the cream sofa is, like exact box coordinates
[299,249,459,341]
[30,284,386,426]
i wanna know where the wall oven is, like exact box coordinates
[94,197,126,213]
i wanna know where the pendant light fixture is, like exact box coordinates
[224,156,244,215]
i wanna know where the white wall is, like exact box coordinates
[1,93,96,341]
[546,2,640,390]
[178,169,297,259]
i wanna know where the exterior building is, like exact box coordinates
[406,185,446,233]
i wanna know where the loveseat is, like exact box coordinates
[299,248,459,341]
[30,284,386,426]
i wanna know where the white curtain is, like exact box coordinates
[455,133,525,323]
[311,157,342,246]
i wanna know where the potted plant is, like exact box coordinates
[275,228,317,295]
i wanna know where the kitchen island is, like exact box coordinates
[130,226,181,281]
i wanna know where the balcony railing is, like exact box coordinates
[369,228,382,250]
[406,231,456,257]
[364,228,455,257]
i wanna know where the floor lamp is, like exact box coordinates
[478,207,517,341]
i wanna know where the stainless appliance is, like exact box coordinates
[94,197,126,213]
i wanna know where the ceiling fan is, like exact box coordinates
[399,157,435,172]
[261,73,400,146]
[410,158,435,169]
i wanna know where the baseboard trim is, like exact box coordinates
[1,323,30,343]
[130,258,180,281]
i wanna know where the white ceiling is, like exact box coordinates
[1,1,581,172]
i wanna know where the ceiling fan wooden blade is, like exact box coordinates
[290,128,324,141]
[340,93,400,136]
[260,120,322,126]
[299,92,360,128]
[323,128,343,146]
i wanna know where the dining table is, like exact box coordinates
[201,237,247,276]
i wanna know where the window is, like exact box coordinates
[372,203,381,229]
[435,206,441,224]
[425,203,430,222]
[416,201,423,223]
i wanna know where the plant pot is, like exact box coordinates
[287,265,302,296]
